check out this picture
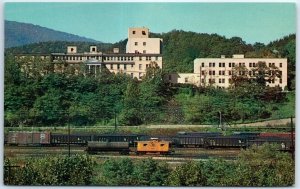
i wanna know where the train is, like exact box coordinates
[5,131,295,154]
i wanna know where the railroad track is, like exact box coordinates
[4,146,241,161]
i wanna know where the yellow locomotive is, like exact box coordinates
[136,138,172,155]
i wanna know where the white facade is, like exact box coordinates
[51,27,162,80]
[167,54,288,90]
[126,27,162,54]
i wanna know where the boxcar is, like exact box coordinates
[7,131,51,146]
[86,141,130,155]
[136,139,172,155]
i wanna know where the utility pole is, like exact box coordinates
[219,111,222,130]
[68,111,70,157]
[114,108,117,132]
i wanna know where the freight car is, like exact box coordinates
[7,131,51,146]
[204,136,248,149]
[92,133,146,147]
[51,133,92,146]
[173,132,222,148]
[85,141,130,155]
[247,137,293,151]
[136,138,172,155]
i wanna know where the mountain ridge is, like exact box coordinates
[5,20,101,48]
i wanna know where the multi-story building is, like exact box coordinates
[167,54,287,90]
[17,27,163,80]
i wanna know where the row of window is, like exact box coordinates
[200,78,282,84]
[107,63,152,71]
[202,70,282,76]
[105,56,134,61]
[202,62,283,68]
[87,65,144,79]
[134,42,147,46]
[53,55,160,62]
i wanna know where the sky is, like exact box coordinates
[4,2,296,44]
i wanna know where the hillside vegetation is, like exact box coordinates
[4,30,295,127]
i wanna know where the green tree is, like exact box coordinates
[167,161,207,186]
[132,158,170,186]
[234,144,295,186]
[119,79,142,125]
[100,158,134,186]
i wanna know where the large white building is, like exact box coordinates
[49,27,163,80]
[167,54,287,90]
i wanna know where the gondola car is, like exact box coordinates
[204,136,248,149]
[85,141,130,155]
[50,133,92,146]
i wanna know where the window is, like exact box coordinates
[146,56,151,61]
[269,63,271,67]
[135,42,138,46]
[209,71,212,75]
[219,78,222,83]
[139,64,142,70]
[222,79,225,83]
[213,71,215,75]
[142,30,146,35]
[117,64,120,70]
[155,56,158,61]
[139,57,142,61]
[131,64,134,68]
[139,73,142,79]
[249,63,252,67]
[202,62,205,67]
[143,50,146,54]
[131,73,134,78]
[71,48,74,52]
[143,42,146,46]
[229,63,232,67]
[280,79,282,83]
[185,78,188,83]
[228,71,232,75]
[232,63,235,67]
[118,57,120,61]
[201,71,205,75]
[132,31,136,34]
[223,63,225,67]
[219,70,221,75]
[219,63,222,67]
[201,79,205,83]
[280,63,282,67]
[110,64,113,69]
[124,64,127,70]
[213,63,215,67]
[135,50,139,54]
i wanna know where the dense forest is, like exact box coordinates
[4,31,296,127]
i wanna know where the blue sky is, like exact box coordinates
[4,2,296,44]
